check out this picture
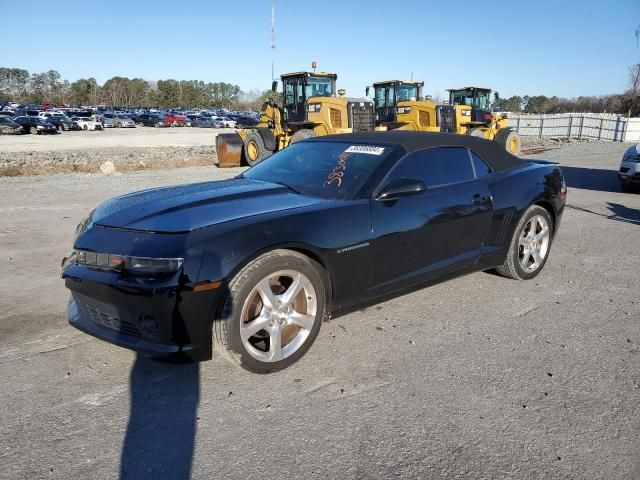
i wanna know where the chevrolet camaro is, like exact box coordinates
[62,131,566,373]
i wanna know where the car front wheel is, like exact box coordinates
[496,205,554,280]
[213,250,327,373]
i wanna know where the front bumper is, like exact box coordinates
[0,127,21,135]
[619,160,640,184]
[68,293,188,356]
[63,260,221,360]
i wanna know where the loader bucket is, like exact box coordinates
[215,133,244,168]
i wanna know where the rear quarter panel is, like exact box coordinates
[476,162,565,270]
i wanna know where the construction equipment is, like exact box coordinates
[369,80,425,130]
[216,68,375,167]
[367,82,521,155]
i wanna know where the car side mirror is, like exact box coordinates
[376,178,426,201]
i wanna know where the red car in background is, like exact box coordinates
[164,112,186,126]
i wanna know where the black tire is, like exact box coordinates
[494,128,522,155]
[29,126,37,135]
[213,250,327,373]
[290,128,317,144]
[243,131,272,167]
[496,205,554,280]
[83,125,88,131]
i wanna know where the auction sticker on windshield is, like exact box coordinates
[344,145,386,155]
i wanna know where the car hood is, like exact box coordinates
[91,178,328,233]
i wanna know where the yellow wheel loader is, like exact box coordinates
[369,82,521,155]
[368,80,430,131]
[216,70,375,167]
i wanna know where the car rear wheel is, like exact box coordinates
[213,250,327,373]
[496,205,553,280]
[29,126,37,135]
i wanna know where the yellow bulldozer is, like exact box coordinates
[368,81,521,155]
[216,69,375,167]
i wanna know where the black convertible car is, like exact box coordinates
[62,131,566,373]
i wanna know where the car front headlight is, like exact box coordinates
[64,250,184,275]
[623,153,640,163]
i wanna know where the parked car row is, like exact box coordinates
[0,103,261,135]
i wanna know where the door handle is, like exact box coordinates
[472,194,490,205]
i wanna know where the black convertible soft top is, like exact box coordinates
[307,131,525,172]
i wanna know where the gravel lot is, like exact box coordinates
[0,141,638,479]
[0,127,232,175]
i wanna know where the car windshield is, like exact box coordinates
[243,141,393,199]
[0,117,13,124]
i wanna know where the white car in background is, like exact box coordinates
[214,116,236,128]
[619,144,640,193]
[72,117,103,131]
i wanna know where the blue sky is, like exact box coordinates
[3,0,639,99]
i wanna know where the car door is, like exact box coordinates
[368,147,493,293]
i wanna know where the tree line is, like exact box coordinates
[492,90,639,116]
[1,63,639,115]
[0,67,272,110]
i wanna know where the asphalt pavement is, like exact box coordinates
[0,141,638,479]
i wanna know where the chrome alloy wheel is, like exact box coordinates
[240,270,317,363]
[518,215,550,273]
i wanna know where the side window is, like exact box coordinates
[386,85,395,107]
[296,81,303,102]
[389,147,475,187]
[284,81,294,106]
[470,150,492,178]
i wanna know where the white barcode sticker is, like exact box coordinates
[344,145,385,155]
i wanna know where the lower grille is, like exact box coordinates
[437,105,456,133]
[79,300,141,337]
[348,101,375,132]
[620,167,630,173]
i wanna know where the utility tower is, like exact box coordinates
[271,0,276,81]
